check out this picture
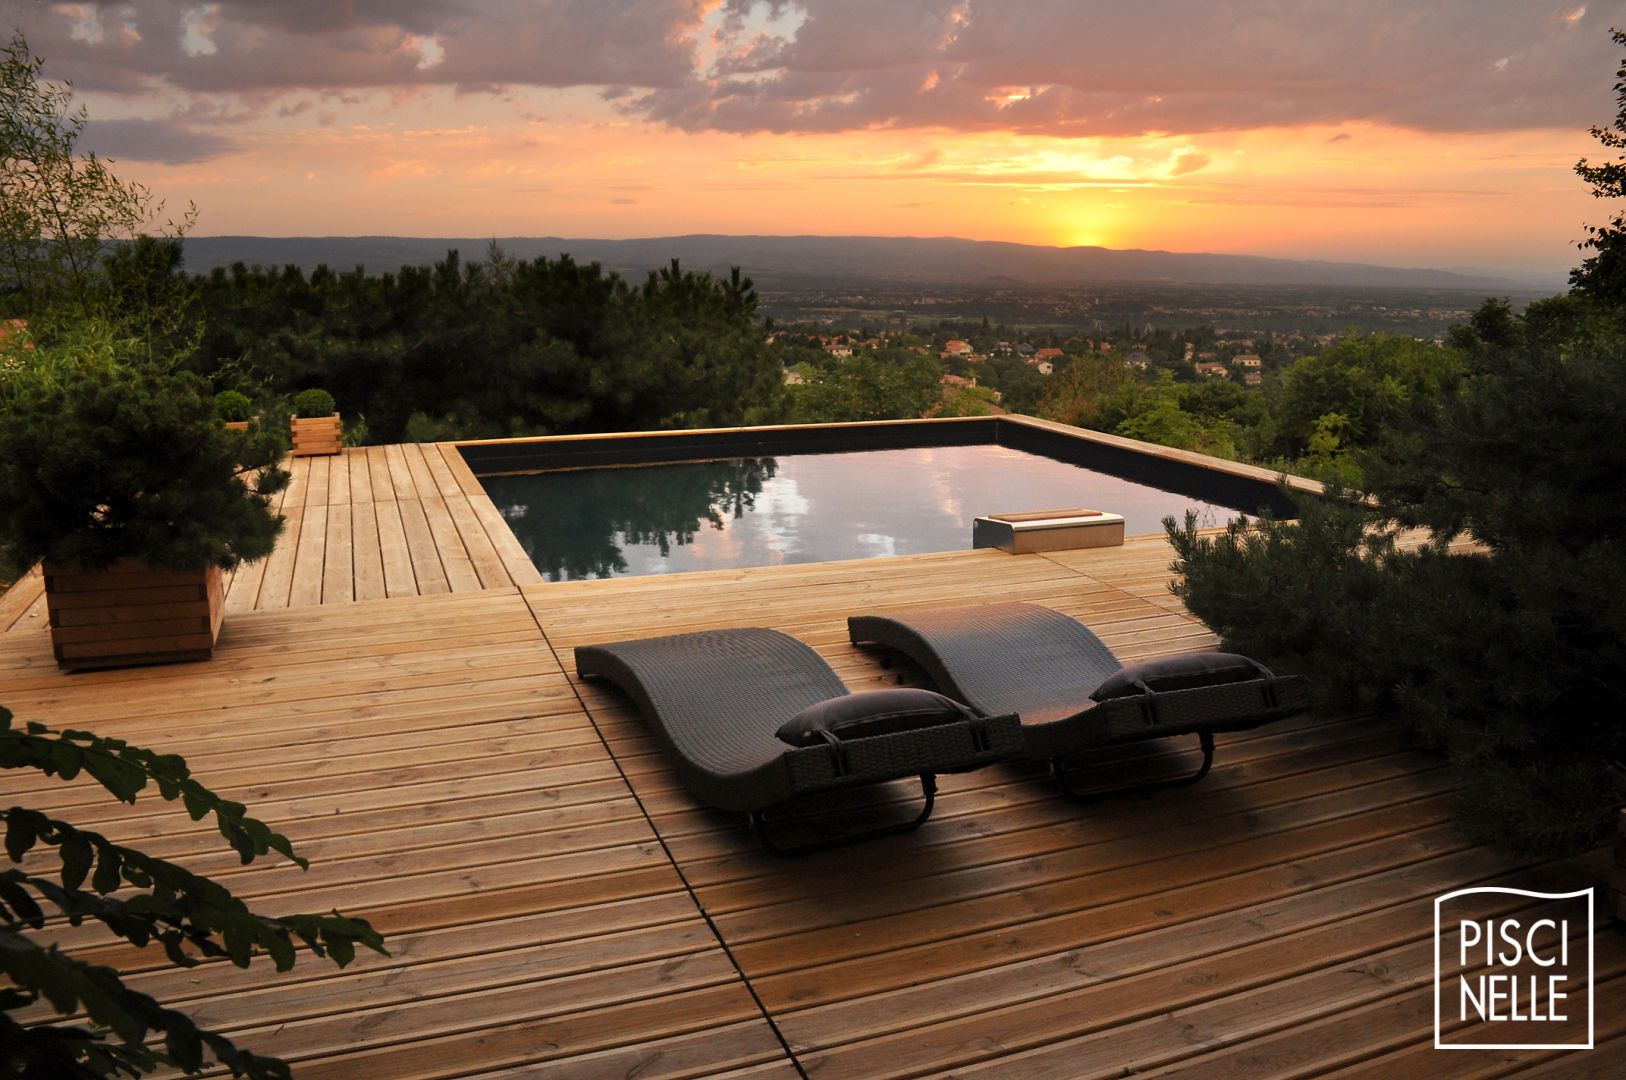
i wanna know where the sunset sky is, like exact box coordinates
[6,0,1624,274]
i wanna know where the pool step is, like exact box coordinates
[972,508,1126,554]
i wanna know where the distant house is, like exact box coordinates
[1125,350,1152,370]
[1195,362,1231,379]
[1232,353,1263,369]
[824,343,853,359]
[943,339,974,356]
[1015,342,1036,356]
[1034,360,1054,376]
[940,373,978,389]
[782,369,806,386]
[1033,346,1064,362]
[1243,372,1263,387]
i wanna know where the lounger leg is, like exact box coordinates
[749,773,939,856]
[1051,731,1216,801]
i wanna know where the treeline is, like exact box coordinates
[185,248,782,444]
[183,239,1468,488]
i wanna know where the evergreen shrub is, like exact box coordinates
[0,360,287,571]
[211,389,253,422]
[291,388,335,419]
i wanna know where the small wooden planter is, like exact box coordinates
[224,419,253,433]
[43,560,225,671]
[290,413,342,457]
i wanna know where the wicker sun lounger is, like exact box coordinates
[847,602,1311,799]
[575,627,1023,853]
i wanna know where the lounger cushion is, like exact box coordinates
[1090,651,1264,701]
[776,688,979,748]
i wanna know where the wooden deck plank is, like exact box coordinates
[281,455,310,509]
[303,454,331,508]
[443,491,512,588]
[398,496,452,595]
[327,450,350,506]
[222,470,297,613]
[435,441,487,498]
[289,502,329,607]
[385,442,421,500]
[374,497,418,598]
[417,492,483,593]
[345,447,373,505]
[253,503,303,610]
[321,502,355,604]
[350,500,388,602]
[417,438,465,501]
[365,444,395,502]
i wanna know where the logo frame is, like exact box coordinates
[1433,886,1594,1051]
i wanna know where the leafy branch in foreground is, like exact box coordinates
[0,706,388,1077]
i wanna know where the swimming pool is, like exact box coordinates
[479,442,1247,581]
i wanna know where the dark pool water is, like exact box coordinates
[480,444,1239,581]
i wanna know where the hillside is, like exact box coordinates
[179,234,1562,293]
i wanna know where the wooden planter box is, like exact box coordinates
[290,413,342,457]
[43,560,225,671]
[224,419,253,433]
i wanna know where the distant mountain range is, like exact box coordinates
[179,234,1564,294]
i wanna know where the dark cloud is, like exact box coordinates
[78,117,238,164]
[644,0,1626,136]
[14,0,706,93]
[8,0,1621,161]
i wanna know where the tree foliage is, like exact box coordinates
[1574,27,1626,302]
[1169,294,1626,856]
[786,350,941,423]
[1264,333,1460,465]
[0,705,388,1077]
[188,252,782,443]
[0,32,190,320]
[0,354,287,571]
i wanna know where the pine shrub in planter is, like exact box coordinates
[289,387,341,457]
[0,362,288,670]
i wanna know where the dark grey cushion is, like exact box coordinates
[1090,652,1265,701]
[776,688,978,747]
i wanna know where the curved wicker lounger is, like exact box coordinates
[575,627,1022,852]
[847,602,1311,798]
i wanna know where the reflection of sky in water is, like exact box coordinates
[485,445,1238,581]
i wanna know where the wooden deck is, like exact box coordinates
[0,442,542,634]
[1,451,1621,1076]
